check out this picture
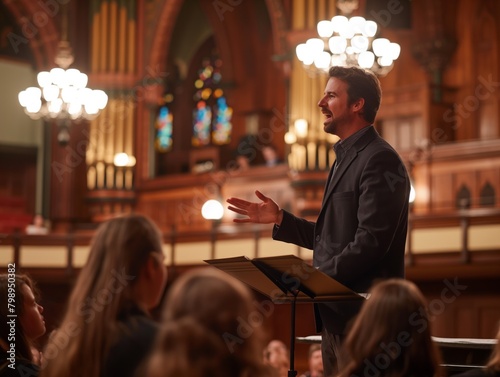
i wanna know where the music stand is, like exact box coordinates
[205,254,365,377]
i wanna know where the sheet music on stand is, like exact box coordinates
[204,254,365,303]
[205,254,365,377]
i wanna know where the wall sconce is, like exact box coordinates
[201,199,224,220]
[202,199,224,258]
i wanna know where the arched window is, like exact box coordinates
[479,181,496,207]
[192,53,232,147]
[155,100,174,152]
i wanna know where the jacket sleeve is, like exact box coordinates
[272,209,316,250]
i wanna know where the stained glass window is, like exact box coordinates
[155,93,174,152]
[213,95,232,145]
[192,54,232,146]
[192,100,212,146]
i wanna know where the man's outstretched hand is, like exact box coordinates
[226,190,283,225]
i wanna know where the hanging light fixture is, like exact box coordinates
[295,1,400,76]
[17,5,107,145]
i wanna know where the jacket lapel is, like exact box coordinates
[321,127,379,208]
[322,152,356,206]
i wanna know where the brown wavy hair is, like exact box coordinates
[338,279,442,377]
[146,268,276,377]
[0,274,40,362]
[40,214,164,377]
[328,66,381,124]
[147,317,245,377]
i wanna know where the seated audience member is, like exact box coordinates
[261,144,282,167]
[25,215,49,235]
[300,344,323,377]
[264,339,289,377]
[453,325,500,377]
[337,279,442,377]
[0,274,46,377]
[145,268,276,377]
[236,153,251,170]
[234,134,257,170]
[40,215,167,377]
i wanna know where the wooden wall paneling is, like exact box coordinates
[426,293,458,338]
[156,199,176,232]
[0,145,38,232]
[455,306,477,338]
[480,305,500,338]
[443,0,474,110]
[451,296,500,338]
[427,152,500,213]
[410,158,432,214]
[474,0,499,140]
[49,122,91,232]
[431,173,454,211]
[138,185,215,234]
[429,101,456,144]
[0,145,37,212]
[378,27,427,90]
[221,166,294,215]
[416,277,500,339]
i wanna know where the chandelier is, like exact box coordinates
[18,8,108,146]
[295,14,401,77]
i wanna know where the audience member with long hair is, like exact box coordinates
[145,267,276,377]
[453,324,500,377]
[337,279,442,377]
[0,274,46,377]
[40,215,167,377]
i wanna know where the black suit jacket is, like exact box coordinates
[273,126,410,334]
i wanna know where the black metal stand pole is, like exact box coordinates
[288,294,298,377]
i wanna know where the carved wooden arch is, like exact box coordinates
[264,0,289,60]
[1,0,59,69]
[148,0,184,84]
[148,0,289,85]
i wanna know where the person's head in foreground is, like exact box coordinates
[40,214,167,377]
[338,278,442,377]
[0,274,46,367]
[146,267,276,377]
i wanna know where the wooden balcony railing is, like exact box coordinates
[1,208,499,281]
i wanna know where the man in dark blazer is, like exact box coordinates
[227,66,410,375]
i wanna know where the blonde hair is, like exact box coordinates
[40,215,163,377]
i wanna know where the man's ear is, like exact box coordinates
[351,98,365,113]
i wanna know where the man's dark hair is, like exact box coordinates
[328,66,382,124]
